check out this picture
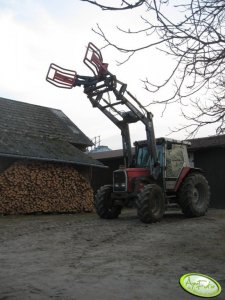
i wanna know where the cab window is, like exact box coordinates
[136,146,149,167]
[166,144,185,177]
[136,145,163,168]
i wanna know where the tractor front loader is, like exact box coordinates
[46,42,210,223]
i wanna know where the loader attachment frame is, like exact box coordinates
[46,42,158,175]
[83,42,108,77]
[46,63,77,89]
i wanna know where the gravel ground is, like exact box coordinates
[0,209,224,300]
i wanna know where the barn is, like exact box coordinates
[189,135,225,208]
[0,97,104,214]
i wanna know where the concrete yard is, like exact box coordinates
[0,209,224,300]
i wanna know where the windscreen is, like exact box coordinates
[136,144,163,168]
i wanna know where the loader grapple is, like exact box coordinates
[46,63,77,89]
[46,42,157,167]
[83,42,108,77]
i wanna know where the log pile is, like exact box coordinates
[0,161,94,215]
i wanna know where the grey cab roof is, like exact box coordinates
[0,97,104,168]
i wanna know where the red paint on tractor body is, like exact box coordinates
[126,168,150,192]
[175,167,191,191]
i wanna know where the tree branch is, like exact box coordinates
[80,0,146,11]
[81,0,225,137]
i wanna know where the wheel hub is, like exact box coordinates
[193,187,199,204]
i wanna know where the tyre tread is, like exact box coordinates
[178,172,210,217]
[95,185,121,219]
[137,184,165,223]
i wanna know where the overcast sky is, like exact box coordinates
[0,0,216,150]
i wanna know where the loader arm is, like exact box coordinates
[46,43,159,175]
[83,77,133,167]
[76,71,158,169]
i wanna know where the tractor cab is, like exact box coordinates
[134,138,192,192]
[113,138,191,198]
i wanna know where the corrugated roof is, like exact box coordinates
[0,97,104,168]
[91,148,125,160]
[189,135,225,150]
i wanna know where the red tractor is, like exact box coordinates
[46,43,210,223]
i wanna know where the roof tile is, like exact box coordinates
[0,97,104,168]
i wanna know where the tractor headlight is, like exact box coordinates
[113,170,127,192]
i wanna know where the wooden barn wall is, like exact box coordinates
[0,157,17,173]
[193,147,225,209]
[91,158,124,193]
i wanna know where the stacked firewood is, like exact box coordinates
[0,161,94,215]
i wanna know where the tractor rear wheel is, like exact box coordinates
[136,184,165,223]
[94,185,122,219]
[178,172,210,217]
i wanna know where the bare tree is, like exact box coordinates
[81,0,225,136]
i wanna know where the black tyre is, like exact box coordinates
[136,184,165,223]
[178,172,210,217]
[94,185,122,219]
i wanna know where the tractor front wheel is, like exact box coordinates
[94,185,122,219]
[178,172,210,217]
[136,184,165,223]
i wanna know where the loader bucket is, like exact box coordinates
[46,63,77,89]
[83,42,108,77]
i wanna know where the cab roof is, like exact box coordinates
[134,138,191,146]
